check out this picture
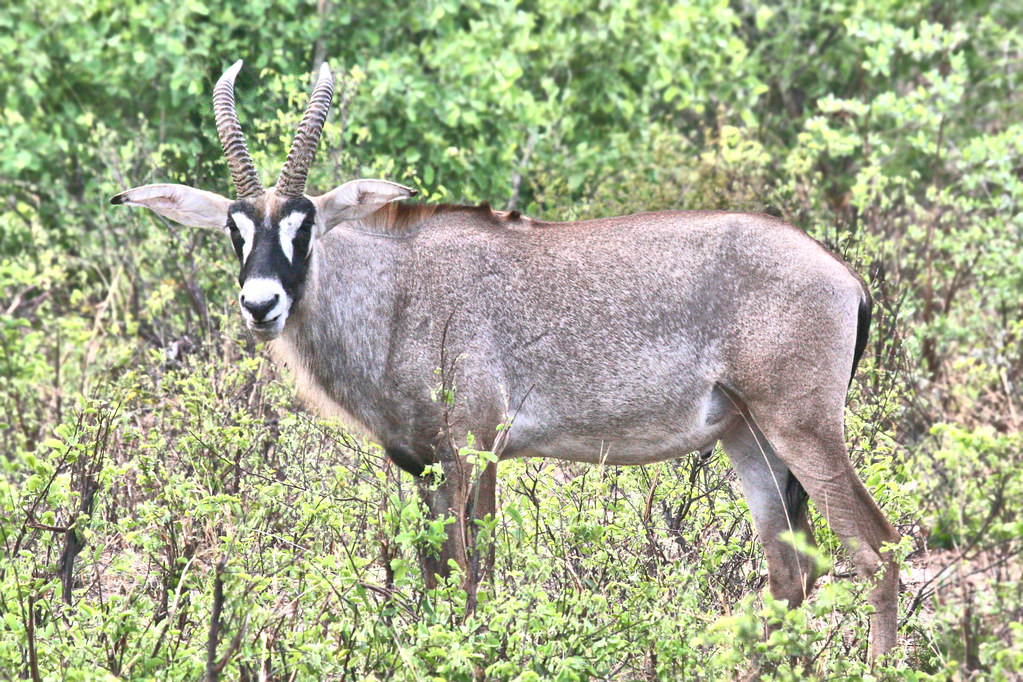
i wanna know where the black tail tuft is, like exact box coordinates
[785,471,809,527]
[850,290,873,387]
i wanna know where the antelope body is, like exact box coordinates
[112,61,901,661]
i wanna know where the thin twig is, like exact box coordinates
[204,555,228,682]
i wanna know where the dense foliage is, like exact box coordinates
[2,0,1021,679]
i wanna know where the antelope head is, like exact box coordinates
[112,60,415,340]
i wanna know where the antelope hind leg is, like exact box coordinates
[756,414,901,661]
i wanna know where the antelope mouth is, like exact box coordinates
[252,315,280,328]
[248,316,285,340]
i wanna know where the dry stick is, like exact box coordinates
[205,555,228,682]
[326,68,352,188]
[213,617,248,680]
[506,130,538,212]
[60,414,108,604]
[3,535,36,681]
[53,322,62,425]
[26,592,41,682]
[465,383,536,601]
[1000,368,1019,428]
[127,556,195,673]
[311,0,332,89]
[149,213,209,337]
[83,264,124,368]
[902,475,1006,626]
[434,309,468,563]
[641,468,664,572]
[8,433,78,558]
[3,284,36,317]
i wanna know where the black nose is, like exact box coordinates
[241,294,279,322]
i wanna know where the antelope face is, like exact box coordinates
[229,195,316,340]
[110,60,415,343]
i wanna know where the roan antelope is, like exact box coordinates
[112,60,901,660]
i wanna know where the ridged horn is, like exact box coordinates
[276,62,334,198]
[213,60,263,199]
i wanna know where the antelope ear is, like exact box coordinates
[312,179,416,235]
[110,183,231,231]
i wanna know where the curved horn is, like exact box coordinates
[213,60,263,199]
[276,62,334,198]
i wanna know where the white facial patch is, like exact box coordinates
[232,211,256,263]
[278,211,307,263]
[239,277,289,327]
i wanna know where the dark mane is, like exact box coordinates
[358,201,526,234]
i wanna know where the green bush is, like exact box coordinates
[2,0,1021,679]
